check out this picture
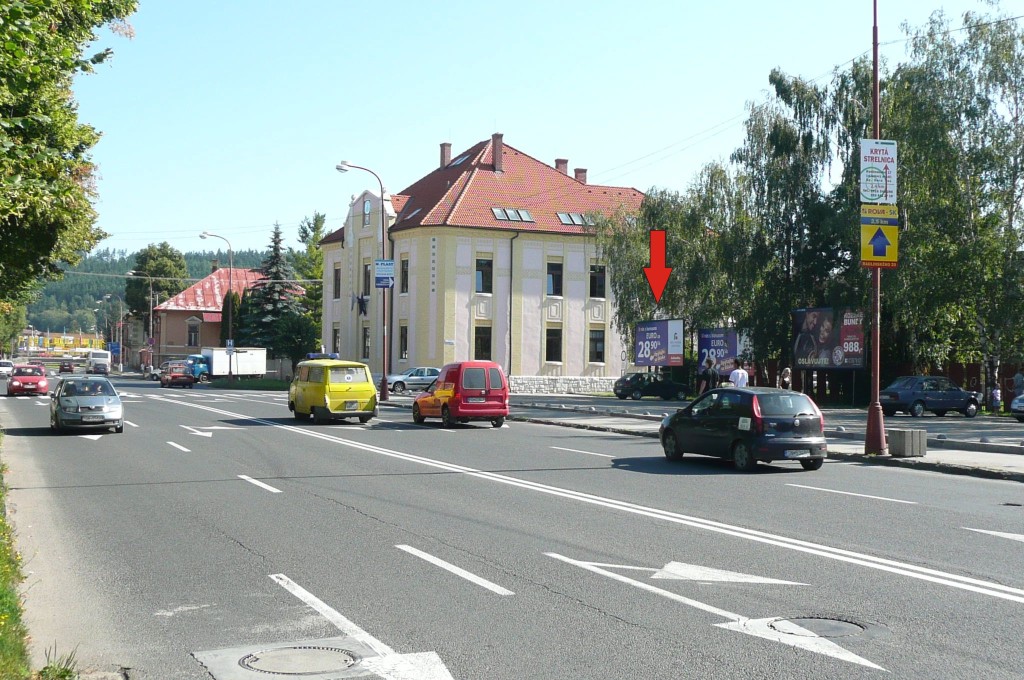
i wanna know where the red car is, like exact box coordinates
[160,362,195,389]
[7,364,48,396]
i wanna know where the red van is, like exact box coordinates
[412,360,509,428]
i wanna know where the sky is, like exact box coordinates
[70,0,1010,256]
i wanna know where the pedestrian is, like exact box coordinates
[779,366,792,390]
[991,385,1002,414]
[1014,369,1024,398]
[698,357,720,394]
[729,358,749,388]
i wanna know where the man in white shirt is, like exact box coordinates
[729,358,749,388]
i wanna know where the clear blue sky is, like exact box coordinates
[71,0,1004,255]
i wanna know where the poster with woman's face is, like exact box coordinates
[792,307,864,369]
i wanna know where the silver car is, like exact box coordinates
[0,360,13,378]
[386,366,441,393]
[49,376,124,433]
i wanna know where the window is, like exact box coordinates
[589,328,605,363]
[476,257,493,294]
[361,325,370,359]
[333,265,341,300]
[545,327,563,362]
[589,264,606,298]
[332,324,340,354]
[399,325,409,360]
[474,326,492,360]
[400,258,409,294]
[491,207,536,222]
[363,262,371,296]
[557,212,573,225]
[491,207,507,220]
[363,199,372,227]
[546,262,563,296]
[518,209,533,222]
[187,322,199,347]
[569,213,585,225]
[463,368,486,389]
[505,209,522,221]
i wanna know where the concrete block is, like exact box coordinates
[888,428,927,457]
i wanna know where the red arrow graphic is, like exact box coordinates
[643,230,672,303]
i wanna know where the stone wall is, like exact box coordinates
[509,375,617,395]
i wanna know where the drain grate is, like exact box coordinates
[238,646,358,675]
[770,617,866,638]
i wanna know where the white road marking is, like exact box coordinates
[78,434,103,441]
[550,446,615,459]
[167,442,190,452]
[964,528,1024,543]
[396,544,514,596]
[154,604,212,617]
[238,475,281,494]
[181,425,212,438]
[150,396,1024,604]
[547,553,885,670]
[652,561,807,585]
[785,484,917,505]
[124,420,139,428]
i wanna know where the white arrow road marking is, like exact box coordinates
[550,446,615,459]
[786,484,917,505]
[652,561,807,585]
[965,528,1024,543]
[397,545,514,596]
[148,396,1024,605]
[78,434,103,441]
[167,442,190,452]
[270,574,454,680]
[238,475,281,494]
[180,425,212,438]
[547,553,885,671]
[125,420,138,428]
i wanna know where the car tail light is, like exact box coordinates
[750,396,765,435]
[812,401,825,433]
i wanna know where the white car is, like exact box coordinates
[0,360,13,378]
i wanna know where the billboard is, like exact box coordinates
[697,328,751,375]
[634,319,685,367]
[792,307,864,370]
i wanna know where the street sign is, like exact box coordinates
[860,139,898,204]
[860,224,899,268]
[375,258,395,289]
[226,338,235,355]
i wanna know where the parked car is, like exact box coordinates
[49,376,124,433]
[58,360,75,374]
[387,366,441,394]
[160,361,195,388]
[659,386,827,471]
[1010,393,1024,423]
[289,358,378,424]
[614,372,686,401]
[0,360,12,378]
[6,364,48,396]
[412,360,509,428]
[879,376,980,418]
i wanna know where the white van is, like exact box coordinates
[86,349,111,374]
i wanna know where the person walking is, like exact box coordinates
[779,366,792,390]
[729,358,749,388]
[991,384,1002,414]
[698,357,720,394]
[1014,369,1024,399]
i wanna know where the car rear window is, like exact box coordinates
[756,393,817,416]
[463,368,486,389]
[488,367,504,390]
[329,366,367,383]
[886,377,917,389]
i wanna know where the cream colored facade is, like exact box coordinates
[322,192,627,378]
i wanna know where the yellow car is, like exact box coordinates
[289,358,378,424]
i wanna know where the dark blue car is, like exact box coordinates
[879,376,980,418]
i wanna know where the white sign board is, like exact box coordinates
[860,139,898,204]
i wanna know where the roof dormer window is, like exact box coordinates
[491,207,535,223]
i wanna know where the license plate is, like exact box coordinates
[82,415,102,422]
[784,449,811,458]
[345,400,358,410]
[467,397,485,403]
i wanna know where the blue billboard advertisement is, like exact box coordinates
[697,328,752,375]
[634,319,685,367]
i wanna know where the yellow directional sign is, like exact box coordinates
[861,224,899,268]
[860,205,898,219]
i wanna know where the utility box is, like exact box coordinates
[887,429,927,457]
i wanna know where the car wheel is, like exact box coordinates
[114,420,124,434]
[882,408,895,417]
[393,381,406,394]
[662,430,683,461]
[359,415,372,424]
[412,403,425,424]
[909,401,925,417]
[491,417,504,428]
[199,374,210,383]
[441,406,454,428]
[934,410,947,417]
[732,441,756,471]
[631,390,643,400]
[800,458,824,471]
[313,407,329,425]
[963,402,978,418]
[676,390,686,400]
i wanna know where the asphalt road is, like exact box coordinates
[1,377,1023,679]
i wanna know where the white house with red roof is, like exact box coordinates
[321,133,644,390]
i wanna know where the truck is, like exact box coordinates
[85,349,112,374]
[186,347,267,382]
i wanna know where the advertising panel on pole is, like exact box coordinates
[374,259,395,289]
[792,307,864,369]
[697,328,751,375]
[860,139,898,204]
[634,319,685,366]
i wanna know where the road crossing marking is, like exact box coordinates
[550,446,615,459]
[396,545,514,596]
[786,483,917,504]
[167,442,190,452]
[238,475,281,493]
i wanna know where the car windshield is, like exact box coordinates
[886,377,917,390]
[756,393,817,416]
[14,367,43,376]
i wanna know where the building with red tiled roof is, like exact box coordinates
[322,133,644,382]
[152,266,264,363]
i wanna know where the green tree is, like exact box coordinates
[290,212,326,326]
[238,223,304,359]
[126,243,190,336]
[0,0,137,305]
[219,290,240,346]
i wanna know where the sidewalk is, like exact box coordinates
[490,398,1024,483]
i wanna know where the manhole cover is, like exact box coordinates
[239,646,358,675]
[770,617,865,638]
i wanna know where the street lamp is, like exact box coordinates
[336,160,390,401]
[99,294,124,372]
[200,231,234,381]
[127,270,155,369]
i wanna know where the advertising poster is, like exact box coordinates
[634,319,685,367]
[792,307,864,369]
[698,328,752,375]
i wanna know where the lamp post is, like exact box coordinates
[100,294,125,372]
[200,231,234,381]
[128,270,155,370]
[336,160,390,401]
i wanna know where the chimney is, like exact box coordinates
[574,168,587,184]
[555,158,568,175]
[440,142,451,169]
[492,132,503,173]
[210,259,220,273]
